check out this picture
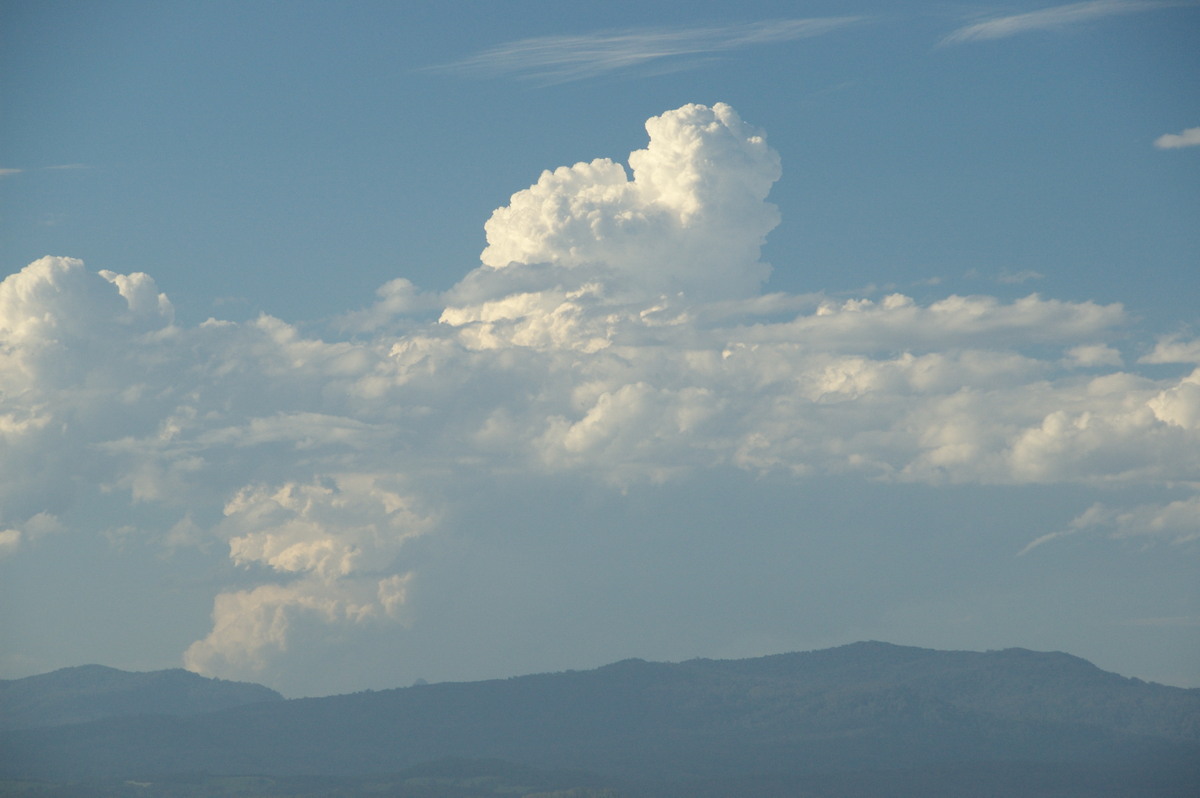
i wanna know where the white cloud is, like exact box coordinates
[1140,336,1200,364]
[1154,127,1200,149]
[1022,495,1200,553]
[997,269,1044,284]
[476,102,780,303]
[0,529,21,558]
[1063,343,1123,368]
[337,277,441,333]
[184,475,430,675]
[221,476,431,580]
[429,18,864,83]
[1147,368,1200,429]
[0,164,90,177]
[942,1,1170,44]
[0,513,63,559]
[4,104,1197,683]
[183,576,412,674]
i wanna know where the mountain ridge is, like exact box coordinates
[0,663,283,731]
[2,642,1197,795]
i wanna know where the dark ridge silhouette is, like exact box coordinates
[0,664,283,731]
[2,642,1197,797]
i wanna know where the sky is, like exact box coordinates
[1,0,1198,698]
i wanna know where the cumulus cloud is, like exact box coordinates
[476,102,780,303]
[0,513,64,558]
[0,529,21,558]
[183,575,413,674]
[942,1,1169,44]
[1147,368,1200,429]
[182,476,431,674]
[1140,336,1200,364]
[1154,127,1200,149]
[4,104,1197,683]
[429,18,863,83]
[1063,343,1123,368]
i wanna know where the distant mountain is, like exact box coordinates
[0,664,282,731]
[2,643,1198,797]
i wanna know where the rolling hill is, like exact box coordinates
[2,642,1197,797]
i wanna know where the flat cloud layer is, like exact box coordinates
[3,104,1198,687]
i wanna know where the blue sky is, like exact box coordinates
[1,1,1198,697]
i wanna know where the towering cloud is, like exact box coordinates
[478,103,780,301]
[3,105,1197,687]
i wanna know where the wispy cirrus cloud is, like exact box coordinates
[1154,127,1200,149]
[1117,616,1200,627]
[942,1,1174,45]
[427,17,864,83]
[0,164,90,177]
[997,269,1045,285]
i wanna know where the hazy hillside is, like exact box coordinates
[0,664,282,731]
[2,643,1198,797]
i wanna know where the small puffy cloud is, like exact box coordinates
[1063,343,1123,368]
[0,513,63,559]
[337,277,443,333]
[1147,368,1200,429]
[1140,336,1200,364]
[942,1,1165,45]
[429,18,864,83]
[0,529,21,558]
[1154,127,1200,149]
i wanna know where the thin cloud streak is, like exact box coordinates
[0,164,91,177]
[1117,616,1200,627]
[428,17,865,83]
[941,1,1173,44]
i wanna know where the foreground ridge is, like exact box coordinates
[2,643,1198,797]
